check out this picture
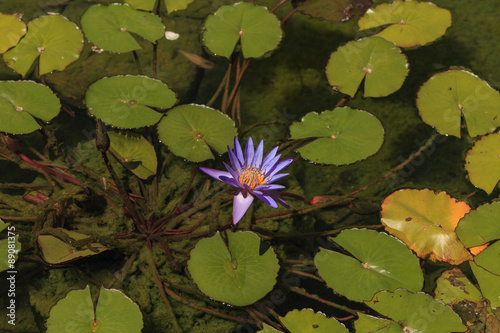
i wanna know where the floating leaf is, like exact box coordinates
[470,261,500,308]
[358,1,452,48]
[280,309,348,333]
[314,229,423,302]
[417,70,500,138]
[464,132,500,193]
[325,37,408,97]
[0,13,26,53]
[365,289,466,333]
[109,131,157,179]
[456,202,500,247]
[165,0,194,13]
[124,0,156,11]
[0,220,21,273]
[474,241,500,276]
[258,324,282,333]
[187,231,279,306]
[203,2,282,58]
[292,0,373,22]
[81,4,165,53]
[289,107,384,165]
[354,313,403,333]
[157,104,237,162]
[85,75,177,129]
[380,189,472,265]
[0,80,61,134]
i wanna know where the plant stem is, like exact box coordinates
[207,66,230,107]
[132,50,143,75]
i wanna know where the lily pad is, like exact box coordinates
[464,132,500,193]
[0,80,61,134]
[203,2,282,58]
[292,0,373,22]
[417,69,500,138]
[470,261,500,308]
[434,268,484,305]
[280,309,348,333]
[258,324,281,333]
[165,0,194,13]
[474,241,500,276]
[289,107,384,165]
[109,131,157,179]
[358,1,452,48]
[0,13,26,53]
[0,220,21,273]
[187,231,279,306]
[314,229,423,302]
[354,313,403,333]
[456,202,500,247]
[380,189,473,265]
[365,289,466,333]
[124,0,156,11]
[157,104,237,162]
[85,75,177,129]
[325,37,408,97]
[81,4,165,53]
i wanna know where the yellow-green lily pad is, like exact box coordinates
[0,13,26,53]
[456,202,500,248]
[354,313,403,333]
[280,309,348,333]
[464,132,500,194]
[470,261,500,308]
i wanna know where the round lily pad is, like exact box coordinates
[0,220,21,273]
[157,104,237,162]
[109,131,157,179]
[124,0,156,11]
[380,189,473,265]
[417,70,500,138]
[81,4,165,53]
[187,231,279,306]
[3,14,83,76]
[203,2,282,58]
[474,241,500,276]
[325,37,408,97]
[354,313,403,333]
[314,229,423,303]
[0,13,26,53]
[0,80,61,134]
[470,261,500,308]
[292,0,373,22]
[289,107,384,165]
[85,75,177,129]
[358,1,452,48]
[464,132,500,194]
[280,309,348,333]
[165,0,194,13]
[456,202,500,247]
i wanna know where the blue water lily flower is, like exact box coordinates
[200,137,293,225]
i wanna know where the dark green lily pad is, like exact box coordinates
[464,132,500,194]
[289,107,384,165]
[203,2,282,58]
[3,14,83,76]
[157,104,237,162]
[358,1,452,48]
[85,75,177,129]
[474,241,500,276]
[314,229,423,302]
[280,309,348,333]
[187,231,279,306]
[0,13,26,53]
[417,69,500,138]
[292,0,373,22]
[470,261,500,308]
[456,202,500,247]
[354,313,403,333]
[81,4,165,53]
[325,37,408,97]
[0,80,61,134]
[0,220,21,273]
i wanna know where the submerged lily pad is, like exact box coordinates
[326,37,408,97]
[187,231,279,306]
[464,132,500,193]
[456,202,500,247]
[85,75,177,128]
[3,14,83,76]
[354,313,403,333]
[292,0,373,22]
[380,189,472,265]
[0,80,61,134]
[280,309,348,333]
[0,219,21,273]
[203,2,282,58]
[358,1,452,48]
[289,107,384,165]
[314,229,423,302]
[417,70,500,138]
[0,13,26,53]
[81,4,165,53]
[157,104,237,162]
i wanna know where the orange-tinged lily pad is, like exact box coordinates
[381,189,472,265]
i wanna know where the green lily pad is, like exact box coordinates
[203,2,282,58]
[354,313,403,333]
[365,289,466,333]
[475,241,500,276]
[46,286,143,332]
[124,0,156,11]
[289,107,384,165]
[187,231,279,306]
[165,0,194,13]
[157,104,237,162]
[358,1,452,48]
[109,131,157,179]
[456,202,500,247]
[292,0,373,22]
[464,132,500,194]
[0,220,21,273]
[381,189,473,265]
[257,324,282,333]
[85,75,177,129]
[417,69,500,138]
[314,229,423,303]
[280,309,348,333]
[81,4,165,53]
[3,14,83,76]
[434,268,484,305]
[325,37,408,97]
[0,80,61,134]
[0,13,26,53]
[470,261,500,308]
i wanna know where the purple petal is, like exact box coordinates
[244,137,254,167]
[261,146,278,170]
[253,192,278,208]
[220,175,243,189]
[223,161,240,181]
[233,190,254,225]
[268,190,290,208]
[267,158,293,178]
[262,155,281,173]
[227,148,242,171]
[233,137,244,165]
[267,173,289,183]
[252,140,264,167]
[199,167,233,182]
[254,184,286,191]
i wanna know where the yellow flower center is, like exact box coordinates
[238,167,266,189]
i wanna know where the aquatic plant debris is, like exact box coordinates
[200,137,292,225]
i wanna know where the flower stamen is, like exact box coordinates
[238,166,266,189]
